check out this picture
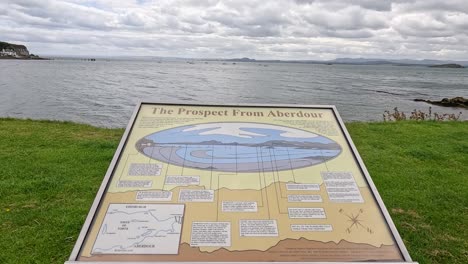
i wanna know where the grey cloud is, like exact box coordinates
[320,29,374,38]
[301,6,388,31]
[392,13,462,38]
[295,0,393,11]
[202,3,291,37]
[7,0,115,30]
[396,0,468,14]
[119,12,147,27]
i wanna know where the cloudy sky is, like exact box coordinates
[2,0,468,60]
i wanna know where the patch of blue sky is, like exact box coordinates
[136,0,150,5]
[75,1,99,8]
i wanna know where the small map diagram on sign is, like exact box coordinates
[92,204,184,255]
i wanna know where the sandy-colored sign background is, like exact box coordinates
[77,104,403,262]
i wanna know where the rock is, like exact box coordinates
[414,97,468,108]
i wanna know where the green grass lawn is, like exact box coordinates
[0,118,466,263]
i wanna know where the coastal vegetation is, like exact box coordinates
[0,118,467,263]
[383,107,463,121]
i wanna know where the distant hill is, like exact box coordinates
[0,41,44,59]
[218,57,468,67]
[328,58,468,66]
[429,63,465,68]
[0,41,30,57]
[225,57,257,62]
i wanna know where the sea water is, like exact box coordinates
[0,59,466,127]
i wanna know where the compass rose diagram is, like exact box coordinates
[339,208,374,234]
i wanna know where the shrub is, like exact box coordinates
[383,107,462,121]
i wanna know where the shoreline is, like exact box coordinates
[0,56,48,60]
[0,112,465,131]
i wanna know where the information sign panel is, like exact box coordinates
[67,103,416,263]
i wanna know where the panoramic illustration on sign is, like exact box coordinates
[70,103,411,263]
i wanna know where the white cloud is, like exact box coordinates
[0,0,467,60]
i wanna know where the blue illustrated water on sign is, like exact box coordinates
[136,123,342,172]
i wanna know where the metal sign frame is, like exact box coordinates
[66,102,416,264]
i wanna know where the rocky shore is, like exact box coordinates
[414,96,467,108]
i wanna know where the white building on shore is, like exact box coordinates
[0,48,18,57]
